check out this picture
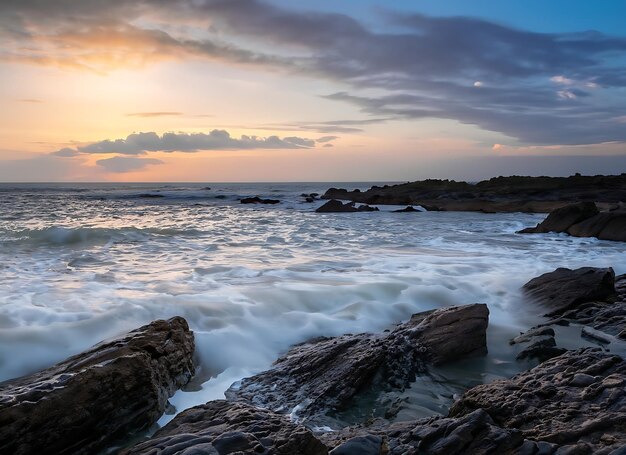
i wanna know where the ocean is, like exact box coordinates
[1,182,625,428]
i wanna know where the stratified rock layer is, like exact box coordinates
[226,304,488,421]
[449,348,626,454]
[0,317,195,455]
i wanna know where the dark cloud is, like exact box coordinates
[96,156,163,173]
[127,112,183,117]
[3,0,626,145]
[53,130,316,156]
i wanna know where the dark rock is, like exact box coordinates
[322,174,626,213]
[0,317,195,455]
[449,348,626,453]
[137,193,165,198]
[519,202,599,233]
[515,337,567,361]
[329,435,384,455]
[393,206,421,213]
[510,326,555,345]
[316,199,379,213]
[226,304,488,422]
[523,267,616,317]
[123,400,327,455]
[240,196,280,204]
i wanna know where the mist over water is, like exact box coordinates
[1,183,625,426]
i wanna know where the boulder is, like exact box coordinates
[0,317,195,455]
[522,267,616,316]
[518,202,599,233]
[449,348,626,453]
[240,196,280,204]
[123,400,327,455]
[226,304,488,421]
[393,206,421,213]
[316,199,379,213]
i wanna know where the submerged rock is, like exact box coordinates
[123,400,327,455]
[449,348,626,453]
[0,317,195,455]
[226,304,488,421]
[240,196,280,204]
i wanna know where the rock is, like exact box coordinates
[393,206,421,213]
[226,304,488,422]
[322,174,626,213]
[510,326,555,345]
[329,435,384,455]
[137,193,165,198]
[240,196,280,204]
[519,202,599,234]
[523,267,616,317]
[515,337,567,362]
[0,317,195,455]
[449,348,626,453]
[316,199,378,213]
[123,400,327,455]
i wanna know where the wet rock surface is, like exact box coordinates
[0,317,195,455]
[123,400,327,455]
[316,199,380,212]
[449,348,626,454]
[522,266,616,316]
[520,202,626,242]
[225,304,488,422]
[392,205,422,213]
[322,174,626,213]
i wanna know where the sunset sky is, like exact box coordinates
[1,0,626,181]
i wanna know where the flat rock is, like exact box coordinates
[0,317,195,455]
[523,267,616,317]
[240,196,280,204]
[316,199,379,212]
[123,400,327,455]
[449,348,626,453]
[226,304,488,422]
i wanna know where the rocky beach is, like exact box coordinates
[0,179,625,454]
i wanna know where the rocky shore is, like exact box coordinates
[321,174,626,213]
[1,266,625,454]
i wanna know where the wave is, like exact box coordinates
[1,226,202,247]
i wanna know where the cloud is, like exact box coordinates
[4,0,626,145]
[96,156,164,173]
[17,98,43,103]
[316,136,339,143]
[53,130,316,156]
[127,112,183,117]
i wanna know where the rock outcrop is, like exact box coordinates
[323,174,626,213]
[240,196,280,204]
[316,199,379,213]
[522,267,616,317]
[520,202,626,242]
[123,400,327,455]
[449,348,626,454]
[393,206,422,213]
[226,304,488,421]
[0,317,195,455]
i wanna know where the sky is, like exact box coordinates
[1,0,626,182]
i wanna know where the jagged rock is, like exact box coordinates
[0,317,195,455]
[329,435,384,455]
[240,196,280,204]
[449,348,626,453]
[226,304,488,421]
[316,199,378,213]
[518,202,599,234]
[523,267,616,317]
[123,400,327,455]
[509,326,556,345]
[323,174,626,213]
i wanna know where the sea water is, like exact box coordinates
[1,182,625,427]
